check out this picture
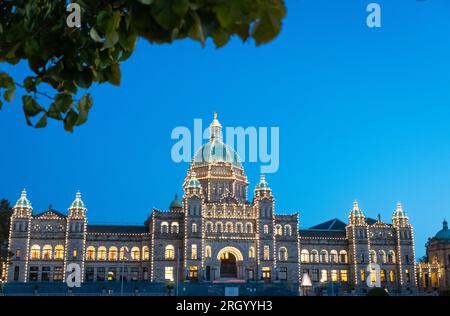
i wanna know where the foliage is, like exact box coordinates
[0,199,13,268]
[0,0,286,131]
[366,287,389,296]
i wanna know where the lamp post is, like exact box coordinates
[121,247,130,296]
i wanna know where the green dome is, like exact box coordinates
[193,140,241,167]
[434,220,450,240]
[70,191,85,209]
[169,194,182,209]
[255,175,271,191]
[14,190,32,208]
[186,177,202,189]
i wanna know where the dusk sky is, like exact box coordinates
[1,0,450,257]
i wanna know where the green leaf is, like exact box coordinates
[3,89,14,102]
[64,110,79,132]
[90,28,103,42]
[75,94,93,126]
[23,77,36,93]
[54,93,73,113]
[22,96,42,117]
[103,31,119,49]
[35,114,47,128]
[47,103,62,120]
[105,63,121,86]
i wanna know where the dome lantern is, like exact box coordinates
[348,200,365,225]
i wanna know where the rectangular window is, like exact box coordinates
[29,266,39,282]
[15,249,20,258]
[389,270,396,282]
[405,269,410,283]
[380,269,386,282]
[189,266,198,281]
[311,269,319,282]
[53,266,64,281]
[107,267,116,282]
[13,266,20,281]
[262,267,271,280]
[97,267,106,282]
[263,245,270,261]
[191,244,198,260]
[85,267,94,282]
[165,267,174,281]
[320,269,328,282]
[131,267,139,281]
[73,248,78,259]
[279,267,288,281]
[340,270,348,282]
[331,270,338,282]
[360,269,365,282]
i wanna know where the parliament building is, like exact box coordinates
[5,114,448,295]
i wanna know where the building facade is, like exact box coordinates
[3,114,424,294]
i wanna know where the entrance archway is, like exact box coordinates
[220,252,237,278]
[216,247,244,280]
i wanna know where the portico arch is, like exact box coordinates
[216,247,244,280]
[216,247,244,262]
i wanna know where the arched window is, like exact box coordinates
[249,247,255,259]
[205,246,212,258]
[161,222,169,233]
[389,270,396,282]
[216,222,223,233]
[54,245,64,260]
[31,245,41,260]
[246,223,253,233]
[206,222,213,232]
[379,250,386,264]
[142,246,149,260]
[339,250,348,263]
[279,247,288,261]
[192,223,198,233]
[388,251,396,264]
[369,250,377,263]
[320,250,329,263]
[236,222,243,233]
[86,246,95,261]
[120,247,129,261]
[311,250,319,263]
[263,224,269,234]
[165,245,175,260]
[131,247,140,261]
[275,225,282,236]
[330,250,338,263]
[42,245,52,260]
[109,247,118,261]
[284,225,292,236]
[171,222,179,234]
[301,249,310,263]
[226,222,233,233]
[98,246,107,260]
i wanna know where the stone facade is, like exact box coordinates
[3,114,427,295]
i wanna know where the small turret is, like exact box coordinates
[254,175,273,199]
[68,191,87,219]
[392,202,408,227]
[12,189,32,217]
[169,193,183,212]
[348,200,365,225]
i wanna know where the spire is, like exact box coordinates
[70,190,86,209]
[443,219,448,230]
[392,201,408,227]
[255,174,271,191]
[209,112,223,142]
[349,200,365,225]
[393,201,407,218]
[14,189,32,209]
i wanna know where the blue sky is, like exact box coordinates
[1,0,450,257]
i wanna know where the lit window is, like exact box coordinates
[388,251,396,263]
[370,268,377,283]
[405,269,410,283]
[30,245,40,260]
[263,245,270,261]
[284,225,292,236]
[171,222,179,234]
[54,245,64,260]
[340,270,348,282]
[165,245,175,260]
[310,250,319,263]
[72,248,78,259]
[339,250,348,263]
[225,222,233,233]
[331,270,338,282]
[246,223,253,233]
[86,246,95,260]
[165,267,174,281]
[301,249,309,263]
[205,246,212,258]
[263,225,269,234]
[275,225,282,236]
[216,222,223,233]
[142,246,149,260]
[262,267,271,279]
[236,223,243,233]
[380,269,386,282]
[389,270,396,282]
[161,222,169,233]
[249,247,255,259]
[191,244,198,260]
[360,269,365,282]
[192,223,198,233]
[279,247,288,261]
[320,250,328,263]
[189,266,198,280]
[15,249,20,258]
[206,222,213,232]
[42,245,52,260]
[379,250,386,263]
[98,246,107,260]
[370,250,377,263]
[120,247,129,260]
[320,270,328,282]
[330,250,338,263]
[109,247,118,261]
[131,247,140,261]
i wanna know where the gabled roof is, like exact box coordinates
[33,210,66,219]
[365,217,378,225]
[299,230,346,238]
[87,225,148,234]
[309,218,346,231]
